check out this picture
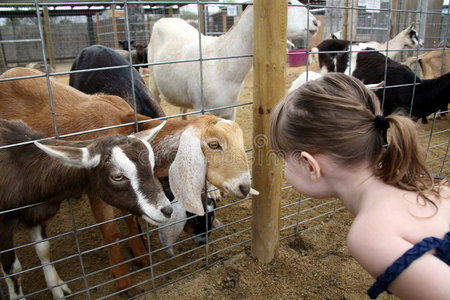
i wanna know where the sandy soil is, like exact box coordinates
[2,62,448,300]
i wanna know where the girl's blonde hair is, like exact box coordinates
[271,73,437,203]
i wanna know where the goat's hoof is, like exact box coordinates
[122,289,136,299]
[51,284,72,299]
[134,256,150,267]
[63,285,72,296]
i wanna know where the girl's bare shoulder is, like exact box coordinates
[347,212,410,278]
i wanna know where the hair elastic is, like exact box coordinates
[374,115,389,132]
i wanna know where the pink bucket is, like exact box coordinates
[288,49,307,67]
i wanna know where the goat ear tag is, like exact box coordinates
[169,128,206,216]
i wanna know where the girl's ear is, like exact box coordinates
[300,152,321,180]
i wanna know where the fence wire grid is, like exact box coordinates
[0,0,449,299]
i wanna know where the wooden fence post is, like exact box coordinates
[251,0,287,263]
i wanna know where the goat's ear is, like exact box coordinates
[169,128,206,216]
[365,81,384,90]
[408,23,415,31]
[158,201,187,256]
[131,121,166,143]
[34,141,100,168]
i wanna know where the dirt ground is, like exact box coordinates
[3,62,448,300]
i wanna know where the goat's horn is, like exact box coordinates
[249,188,260,196]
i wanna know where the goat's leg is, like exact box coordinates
[147,70,162,104]
[229,107,237,122]
[29,225,71,299]
[0,230,24,299]
[122,214,149,267]
[88,195,135,296]
[180,107,188,120]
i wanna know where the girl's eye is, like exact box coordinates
[111,174,124,182]
[208,142,220,149]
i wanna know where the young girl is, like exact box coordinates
[270,73,449,299]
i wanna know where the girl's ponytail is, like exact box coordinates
[377,113,437,202]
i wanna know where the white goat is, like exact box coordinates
[365,23,423,60]
[288,70,384,94]
[310,23,423,69]
[148,0,319,120]
[288,71,322,93]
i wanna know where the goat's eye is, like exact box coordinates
[208,141,220,149]
[111,174,124,182]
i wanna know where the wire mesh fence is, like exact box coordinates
[0,0,449,299]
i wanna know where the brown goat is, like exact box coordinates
[0,118,168,299]
[0,67,256,296]
[418,48,450,79]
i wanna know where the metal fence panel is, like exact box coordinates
[0,1,448,299]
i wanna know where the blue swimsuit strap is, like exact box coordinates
[367,231,450,299]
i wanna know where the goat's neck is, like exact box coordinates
[214,6,254,81]
[380,33,407,59]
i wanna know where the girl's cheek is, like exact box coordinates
[284,162,298,187]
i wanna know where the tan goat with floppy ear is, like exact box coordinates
[169,118,258,216]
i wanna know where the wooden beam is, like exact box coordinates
[111,5,119,49]
[251,0,286,263]
[42,6,55,71]
[390,0,399,39]
[423,1,443,48]
[343,0,358,40]
[0,46,5,74]
[349,0,358,40]
[96,13,101,44]
[342,0,349,39]
[199,4,206,35]
[222,11,227,32]
[147,12,152,41]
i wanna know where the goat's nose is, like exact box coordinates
[313,19,318,27]
[239,184,250,196]
[161,206,173,219]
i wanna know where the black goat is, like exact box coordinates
[352,51,450,123]
[70,45,161,118]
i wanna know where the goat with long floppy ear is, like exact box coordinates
[169,127,207,216]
